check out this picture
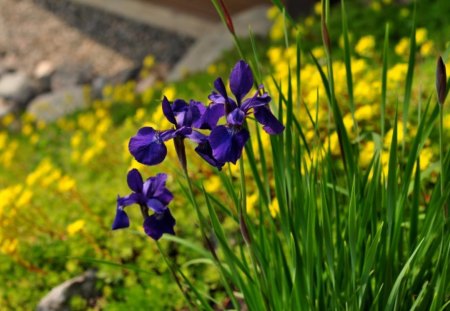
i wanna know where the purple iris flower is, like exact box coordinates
[112,169,175,240]
[129,97,224,167]
[207,60,284,164]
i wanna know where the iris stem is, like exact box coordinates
[155,240,195,310]
[439,104,447,217]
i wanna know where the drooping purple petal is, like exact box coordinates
[129,127,167,165]
[143,209,176,240]
[194,103,224,130]
[162,96,177,125]
[127,169,143,193]
[209,125,249,164]
[112,201,130,230]
[229,60,254,104]
[241,92,272,112]
[227,108,246,126]
[254,106,285,135]
[195,141,225,170]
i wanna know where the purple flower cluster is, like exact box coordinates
[113,60,284,240]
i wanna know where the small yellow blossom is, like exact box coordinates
[143,55,155,69]
[266,6,279,21]
[314,2,322,15]
[67,220,85,236]
[1,239,18,255]
[246,192,259,214]
[395,38,410,56]
[420,41,434,57]
[162,86,176,100]
[16,189,33,208]
[269,198,279,217]
[22,124,33,136]
[360,141,376,168]
[58,176,76,192]
[355,35,376,57]
[1,114,15,127]
[415,28,427,45]
[355,105,376,121]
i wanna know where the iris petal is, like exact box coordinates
[229,60,254,104]
[254,106,285,135]
[209,125,249,164]
[112,205,130,230]
[129,127,167,165]
[127,169,143,193]
[143,209,176,241]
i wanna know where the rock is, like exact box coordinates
[27,86,90,122]
[107,65,141,85]
[33,60,56,95]
[167,5,271,81]
[0,98,14,117]
[51,64,94,90]
[91,76,107,99]
[34,60,55,80]
[36,270,97,311]
[0,71,34,107]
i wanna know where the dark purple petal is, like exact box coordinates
[214,78,228,99]
[254,106,285,135]
[127,169,143,193]
[112,200,130,230]
[129,127,167,165]
[227,108,246,126]
[194,103,225,130]
[195,141,225,170]
[229,60,254,104]
[162,96,177,125]
[146,198,167,213]
[209,125,249,164]
[143,209,176,240]
[241,92,272,112]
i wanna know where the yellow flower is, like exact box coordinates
[269,198,279,217]
[1,114,15,127]
[370,1,381,12]
[314,2,322,15]
[415,28,427,45]
[395,38,410,56]
[355,105,376,121]
[420,41,434,57]
[58,176,76,192]
[204,176,222,193]
[0,132,7,149]
[143,55,155,69]
[359,141,376,168]
[16,189,33,208]
[266,6,279,21]
[312,47,325,59]
[22,124,33,136]
[162,86,176,100]
[246,192,259,214]
[67,220,85,236]
[1,239,18,255]
[355,35,376,57]
[419,148,434,171]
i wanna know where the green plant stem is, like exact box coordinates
[439,104,447,217]
[155,240,194,310]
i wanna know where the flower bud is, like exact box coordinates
[436,56,447,105]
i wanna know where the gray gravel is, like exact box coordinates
[0,0,194,77]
